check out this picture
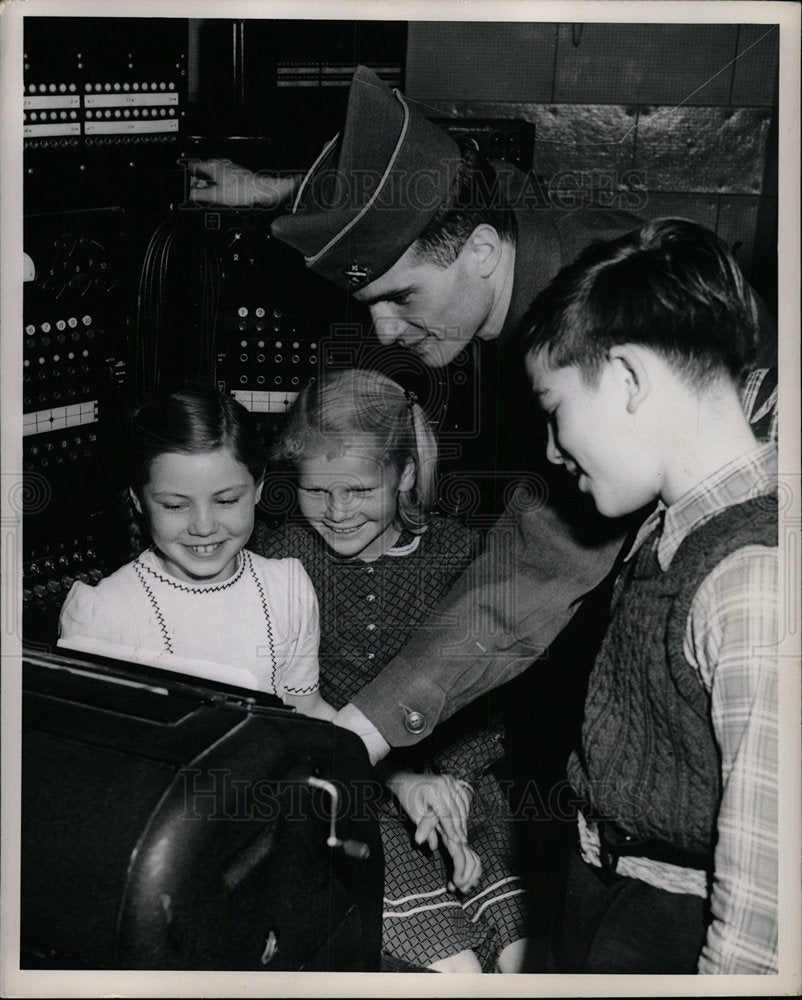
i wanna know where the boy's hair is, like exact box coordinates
[411,144,517,268]
[521,218,759,388]
[272,369,437,533]
[129,387,266,493]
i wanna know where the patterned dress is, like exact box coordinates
[256,515,534,970]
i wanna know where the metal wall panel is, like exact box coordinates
[457,102,638,180]
[553,23,737,105]
[401,21,776,304]
[406,22,557,101]
[634,106,771,194]
[530,103,636,181]
[731,24,780,106]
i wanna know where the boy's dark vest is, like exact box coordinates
[568,492,778,862]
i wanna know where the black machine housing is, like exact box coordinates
[21,646,383,971]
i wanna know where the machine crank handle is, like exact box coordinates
[307,775,370,860]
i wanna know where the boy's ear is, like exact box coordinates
[128,487,143,515]
[399,458,416,492]
[253,477,264,505]
[609,345,651,414]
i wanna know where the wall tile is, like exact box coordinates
[731,24,779,106]
[533,103,636,181]
[634,106,771,193]
[554,23,737,105]
[405,22,557,101]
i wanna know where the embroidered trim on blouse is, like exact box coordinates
[284,682,319,695]
[131,551,280,687]
[136,549,247,593]
[133,559,175,654]
[245,551,279,692]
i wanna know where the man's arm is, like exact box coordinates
[342,488,627,751]
[183,159,299,208]
[691,545,778,974]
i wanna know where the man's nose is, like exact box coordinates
[545,423,565,466]
[188,504,219,535]
[371,307,408,346]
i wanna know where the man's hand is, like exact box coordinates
[182,159,296,208]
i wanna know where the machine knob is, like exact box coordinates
[225,227,245,247]
[339,839,370,860]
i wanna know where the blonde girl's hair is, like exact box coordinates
[272,369,438,533]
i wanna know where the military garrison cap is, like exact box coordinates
[270,65,462,292]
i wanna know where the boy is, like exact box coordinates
[522,218,778,974]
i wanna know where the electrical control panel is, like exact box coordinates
[433,118,536,170]
[200,209,356,416]
[22,208,131,642]
[23,17,187,153]
[223,302,324,413]
[19,19,531,644]
[20,14,190,644]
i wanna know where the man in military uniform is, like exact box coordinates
[188,66,775,769]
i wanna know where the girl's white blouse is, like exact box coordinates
[58,548,320,698]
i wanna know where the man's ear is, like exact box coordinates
[399,458,416,493]
[608,344,651,414]
[129,486,143,515]
[465,224,503,278]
